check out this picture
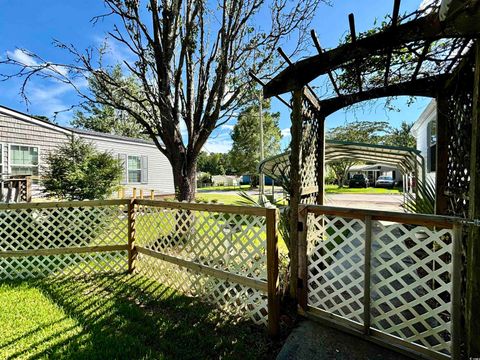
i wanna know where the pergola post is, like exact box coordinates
[288,87,304,300]
[316,116,325,205]
[435,93,450,215]
[466,41,480,358]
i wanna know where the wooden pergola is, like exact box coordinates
[254,1,480,357]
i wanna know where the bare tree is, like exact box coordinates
[1,0,326,201]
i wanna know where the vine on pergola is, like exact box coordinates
[260,0,480,115]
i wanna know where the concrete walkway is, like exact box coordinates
[325,193,403,212]
[277,320,413,360]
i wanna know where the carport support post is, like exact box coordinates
[289,87,304,301]
[467,41,480,358]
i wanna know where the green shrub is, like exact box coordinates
[42,136,123,200]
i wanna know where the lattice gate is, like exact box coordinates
[285,53,477,357]
[300,206,462,360]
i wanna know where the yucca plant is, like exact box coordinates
[237,163,295,299]
[404,177,436,214]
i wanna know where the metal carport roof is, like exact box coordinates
[259,140,424,183]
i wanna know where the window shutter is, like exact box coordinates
[118,153,128,183]
[141,156,148,184]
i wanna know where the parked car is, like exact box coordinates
[375,176,396,189]
[349,174,369,188]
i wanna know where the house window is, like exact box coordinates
[428,120,437,172]
[10,145,39,177]
[128,155,142,183]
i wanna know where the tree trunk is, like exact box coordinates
[171,158,197,202]
[167,157,197,246]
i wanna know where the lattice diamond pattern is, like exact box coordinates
[307,214,365,324]
[0,251,127,280]
[136,253,268,325]
[0,205,128,251]
[0,204,128,280]
[371,221,453,355]
[136,205,267,280]
[0,202,269,326]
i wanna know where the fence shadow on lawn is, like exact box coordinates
[3,272,271,360]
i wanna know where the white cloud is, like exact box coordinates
[7,49,69,77]
[202,130,233,153]
[281,127,291,138]
[220,124,234,131]
[7,49,39,66]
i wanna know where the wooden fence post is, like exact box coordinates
[289,87,304,301]
[363,215,372,335]
[297,205,309,312]
[127,199,137,273]
[150,190,155,200]
[451,223,463,360]
[467,41,480,358]
[132,187,137,199]
[139,189,144,199]
[266,207,280,338]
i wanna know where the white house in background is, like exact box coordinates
[211,175,241,187]
[411,99,437,183]
[0,105,175,198]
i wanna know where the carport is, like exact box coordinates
[259,139,424,201]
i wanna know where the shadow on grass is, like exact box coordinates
[3,273,271,359]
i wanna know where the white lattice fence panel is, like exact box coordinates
[0,203,128,280]
[0,251,127,280]
[135,204,268,324]
[0,205,128,251]
[306,214,365,324]
[136,254,268,325]
[136,205,267,280]
[371,221,453,355]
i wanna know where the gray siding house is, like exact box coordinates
[0,105,175,197]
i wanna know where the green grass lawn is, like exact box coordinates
[325,184,402,194]
[0,273,272,359]
[197,185,251,192]
[195,193,247,205]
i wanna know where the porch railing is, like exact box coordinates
[298,205,462,360]
[0,175,32,203]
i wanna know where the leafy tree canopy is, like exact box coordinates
[328,122,381,187]
[384,121,416,148]
[71,66,148,139]
[229,100,282,177]
[42,136,123,200]
[327,120,390,144]
[197,152,229,175]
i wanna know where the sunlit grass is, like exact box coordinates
[0,273,271,359]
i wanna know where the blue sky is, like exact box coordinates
[0,0,430,153]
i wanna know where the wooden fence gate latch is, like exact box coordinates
[460,219,480,227]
